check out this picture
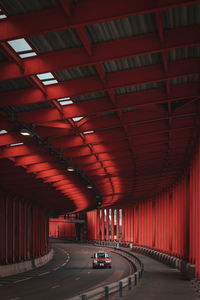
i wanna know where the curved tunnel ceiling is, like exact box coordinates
[0,0,199,214]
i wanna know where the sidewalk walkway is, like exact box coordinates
[110,252,199,300]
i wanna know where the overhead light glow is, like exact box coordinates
[87,185,93,189]
[20,129,31,136]
[83,130,94,134]
[0,130,8,135]
[67,167,75,172]
[72,116,84,122]
[37,72,54,80]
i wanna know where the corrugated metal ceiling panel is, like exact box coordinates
[85,13,157,44]
[11,101,50,113]
[74,91,108,102]
[102,53,162,73]
[0,77,32,93]
[171,74,200,85]
[28,29,82,54]
[0,52,7,62]
[0,0,58,15]
[114,82,164,95]
[162,5,200,29]
[167,46,200,62]
[54,65,97,81]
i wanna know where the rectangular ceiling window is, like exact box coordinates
[72,117,84,122]
[0,9,7,19]
[37,72,58,85]
[0,129,8,134]
[8,38,37,58]
[58,97,73,106]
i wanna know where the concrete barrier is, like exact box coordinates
[0,248,54,277]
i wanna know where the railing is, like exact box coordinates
[67,241,144,300]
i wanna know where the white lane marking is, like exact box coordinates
[9,298,20,300]
[53,267,60,271]
[51,285,60,289]
[38,271,50,276]
[75,277,80,281]
[14,277,32,283]
[61,262,66,267]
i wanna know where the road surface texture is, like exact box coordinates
[110,251,199,300]
[0,240,132,300]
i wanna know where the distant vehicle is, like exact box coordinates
[91,251,112,269]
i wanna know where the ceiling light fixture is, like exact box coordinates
[20,129,32,136]
[67,167,75,172]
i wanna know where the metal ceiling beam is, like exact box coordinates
[1,25,199,82]
[0,0,199,41]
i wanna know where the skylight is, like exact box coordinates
[8,38,32,52]
[43,79,58,85]
[72,117,84,122]
[57,97,73,106]
[0,130,8,134]
[83,130,94,134]
[37,72,54,80]
[7,38,37,58]
[37,72,58,85]
[19,52,37,58]
[10,142,24,147]
[0,9,7,19]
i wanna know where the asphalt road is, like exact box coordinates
[0,240,133,300]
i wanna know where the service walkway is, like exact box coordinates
[110,252,199,300]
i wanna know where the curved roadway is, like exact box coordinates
[0,239,133,300]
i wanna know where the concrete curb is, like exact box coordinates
[132,246,195,280]
[0,248,54,277]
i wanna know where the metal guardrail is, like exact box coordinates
[68,241,144,300]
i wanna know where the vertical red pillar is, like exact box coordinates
[96,209,100,240]
[101,209,105,241]
[116,209,119,242]
[111,209,114,242]
[106,208,109,241]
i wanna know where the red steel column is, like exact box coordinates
[101,209,105,241]
[111,209,114,242]
[116,209,119,242]
[106,208,109,241]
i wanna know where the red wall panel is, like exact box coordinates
[0,190,49,264]
[49,218,76,239]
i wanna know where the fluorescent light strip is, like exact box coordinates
[83,130,94,134]
[10,142,24,147]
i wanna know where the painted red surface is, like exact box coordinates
[0,190,49,264]
[49,218,76,239]
[86,142,200,279]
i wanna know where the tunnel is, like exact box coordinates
[0,0,200,299]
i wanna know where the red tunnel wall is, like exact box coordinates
[0,191,49,264]
[49,218,76,239]
[86,142,200,279]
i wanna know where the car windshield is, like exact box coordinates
[94,252,109,258]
